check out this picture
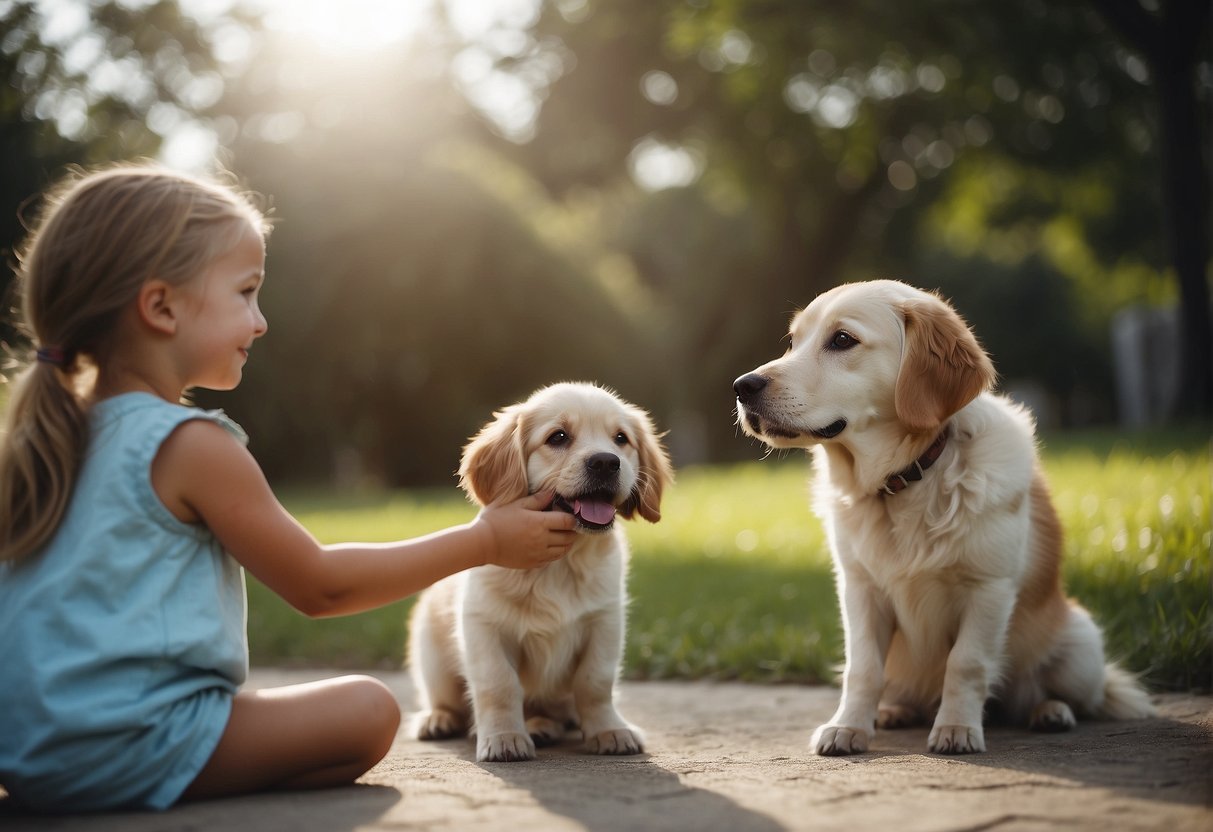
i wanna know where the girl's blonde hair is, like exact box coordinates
[0,163,271,563]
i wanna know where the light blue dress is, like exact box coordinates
[0,392,249,811]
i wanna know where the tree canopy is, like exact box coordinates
[2,0,1207,484]
[484,0,1208,419]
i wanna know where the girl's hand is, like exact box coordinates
[473,490,577,569]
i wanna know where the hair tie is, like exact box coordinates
[35,347,68,367]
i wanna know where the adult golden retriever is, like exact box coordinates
[734,279,1153,755]
[408,382,673,762]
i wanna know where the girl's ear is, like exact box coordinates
[619,408,674,523]
[137,280,179,336]
[458,405,529,506]
[895,294,997,434]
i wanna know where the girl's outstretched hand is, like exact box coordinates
[472,490,577,569]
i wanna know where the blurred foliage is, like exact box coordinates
[492,0,1208,433]
[1,0,1208,485]
[188,37,651,483]
[0,0,253,344]
[504,0,1172,277]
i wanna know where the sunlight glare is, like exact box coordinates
[246,0,433,51]
[239,0,540,52]
[628,137,703,191]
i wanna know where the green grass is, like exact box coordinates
[245,488,470,668]
[253,431,1211,692]
[1040,430,1211,691]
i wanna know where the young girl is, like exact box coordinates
[0,164,578,812]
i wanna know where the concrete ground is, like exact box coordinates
[3,668,1210,831]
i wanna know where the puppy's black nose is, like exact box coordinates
[586,452,621,474]
[733,373,768,404]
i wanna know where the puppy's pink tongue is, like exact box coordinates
[574,499,616,525]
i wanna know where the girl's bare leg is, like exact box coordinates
[181,675,401,801]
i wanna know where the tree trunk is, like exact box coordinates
[1155,13,1212,418]
[1093,0,1212,418]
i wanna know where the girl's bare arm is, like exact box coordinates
[151,419,576,617]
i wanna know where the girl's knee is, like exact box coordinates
[344,675,401,753]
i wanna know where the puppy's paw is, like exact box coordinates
[414,708,467,740]
[586,727,645,755]
[526,716,567,747]
[877,704,921,730]
[928,723,985,754]
[1029,700,1076,733]
[812,724,870,756]
[477,731,536,762]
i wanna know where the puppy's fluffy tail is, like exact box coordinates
[1095,662,1156,720]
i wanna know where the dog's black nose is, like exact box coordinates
[733,373,768,404]
[586,452,621,474]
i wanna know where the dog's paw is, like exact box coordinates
[928,723,985,754]
[414,708,467,741]
[526,716,567,747]
[477,731,537,762]
[877,704,921,730]
[812,724,870,756]
[586,727,645,755]
[1029,700,1076,733]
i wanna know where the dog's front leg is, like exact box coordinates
[813,568,893,756]
[929,580,1016,754]
[462,616,534,762]
[572,613,644,755]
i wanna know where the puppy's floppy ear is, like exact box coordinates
[458,405,530,506]
[619,406,674,524]
[895,293,996,434]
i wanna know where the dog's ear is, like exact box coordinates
[458,405,530,506]
[619,407,674,523]
[895,294,996,434]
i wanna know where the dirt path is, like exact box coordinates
[5,669,1210,831]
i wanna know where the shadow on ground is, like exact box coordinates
[1,672,1207,832]
[0,783,401,832]
[473,745,785,832]
[829,709,1212,809]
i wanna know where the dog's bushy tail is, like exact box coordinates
[1095,662,1156,720]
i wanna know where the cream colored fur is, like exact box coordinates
[407,382,673,762]
[735,280,1154,756]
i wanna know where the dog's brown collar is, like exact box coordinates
[881,429,949,496]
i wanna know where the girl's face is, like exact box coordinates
[175,222,268,391]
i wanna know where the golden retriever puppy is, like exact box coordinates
[734,280,1154,756]
[408,382,673,762]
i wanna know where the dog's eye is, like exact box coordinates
[827,330,859,351]
[615,431,629,446]
[546,430,570,447]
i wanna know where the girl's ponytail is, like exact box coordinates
[0,356,90,562]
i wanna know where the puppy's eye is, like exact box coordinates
[614,431,629,446]
[827,330,859,351]
[546,430,570,447]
